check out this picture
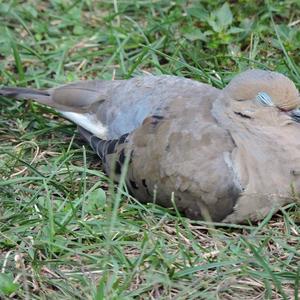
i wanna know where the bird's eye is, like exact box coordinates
[291,107,300,123]
[256,92,275,107]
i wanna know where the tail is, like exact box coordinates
[0,86,110,138]
[78,125,129,169]
[78,126,110,160]
[0,87,50,98]
[0,87,56,107]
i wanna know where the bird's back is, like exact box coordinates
[77,78,240,221]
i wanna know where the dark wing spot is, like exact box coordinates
[142,115,165,130]
[129,150,134,164]
[129,180,138,189]
[114,161,122,175]
[152,115,164,120]
[142,179,147,188]
[118,133,129,145]
[107,139,118,154]
[150,115,164,127]
[142,179,151,195]
[119,149,126,165]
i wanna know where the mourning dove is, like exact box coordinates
[1,69,300,223]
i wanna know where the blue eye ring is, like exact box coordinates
[256,92,275,107]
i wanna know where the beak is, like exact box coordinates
[291,108,300,123]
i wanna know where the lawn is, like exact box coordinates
[0,0,300,299]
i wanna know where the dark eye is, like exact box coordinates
[256,92,274,107]
[291,108,300,123]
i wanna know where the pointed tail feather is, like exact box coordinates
[1,87,110,138]
[78,126,129,160]
[0,87,56,107]
[78,126,106,160]
[0,87,50,97]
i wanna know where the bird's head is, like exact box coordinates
[222,69,300,127]
[214,70,300,221]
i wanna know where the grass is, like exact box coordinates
[0,0,300,299]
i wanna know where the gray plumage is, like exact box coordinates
[1,69,300,223]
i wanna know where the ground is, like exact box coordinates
[0,1,300,299]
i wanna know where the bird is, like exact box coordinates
[1,69,300,223]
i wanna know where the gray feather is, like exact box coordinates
[2,69,300,223]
